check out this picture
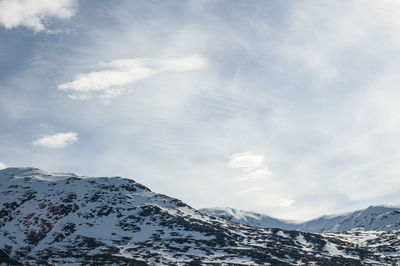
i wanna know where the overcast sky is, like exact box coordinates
[1,0,400,220]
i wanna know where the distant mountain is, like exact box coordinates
[1,167,400,265]
[298,205,400,232]
[201,207,300,230]
[201,205,400,233]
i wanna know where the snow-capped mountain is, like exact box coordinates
[201,207,300,230]
[298,205,400,232]
[1,167,400,265]
[201,205,400,233]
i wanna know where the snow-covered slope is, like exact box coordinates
[298,205,400,232]
[201,207,299,230]
[1,167,400,265]
[202,205,400,233]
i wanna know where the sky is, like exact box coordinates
[1,0,400,220]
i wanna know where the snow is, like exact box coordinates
[1,167,400,265]
[203,205,400,233]
[324,243,346,257]
[295,235,313,252]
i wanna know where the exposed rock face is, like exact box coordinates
[1,167,399,265]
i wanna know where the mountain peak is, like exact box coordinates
[1,167,400,265]
[0,166,151,192]
[0,167,78,181]
[203,204,400,233]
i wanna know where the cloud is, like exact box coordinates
[227,152,294,210]
[228,152,271,181]
[275,1,400,84]
[6,0,400,220]
[228,152,271,184]
[0,161,7,170]
[228,151,271,186]
[58,55,207,103]
[279,199,295,208]
[33,132,78,148]
[228,152,264,169]
[0,0,77,32]
[235,168,272,182]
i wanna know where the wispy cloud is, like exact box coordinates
[275,1,400,84]
[5,0,400,220]
[33,132,78,149]
[228,152,271,181]
[279,199,295,208]
[0,161,7,170]
[58,55,207,104]
[235,168,272,181]
[228,152,264,169]
[0,0,77,32]
[227,152,295,209]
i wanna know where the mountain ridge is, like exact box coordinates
[201,204,400,233]
[1,167,400,265]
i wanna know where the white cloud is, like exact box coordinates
[239,186,262,194]
[58,55,207,103]
[0,0,77,32]
[276,0,400,84]
[279,199,295,208]
[8,0,400,220]
[67,93,92,101]
[228,152,271,181]
[228,152,264,169]
[226,152,296,212]
[33,132,78,148]
[235,168,271,181]
[0,161,7,170]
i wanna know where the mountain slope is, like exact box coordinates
[201,205,400,233]
[1,167,400,265]
[201,207,299,230]
[298,205,400,232]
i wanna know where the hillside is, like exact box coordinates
[1,167,399,265]
[201,205,400,233]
